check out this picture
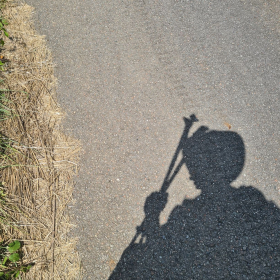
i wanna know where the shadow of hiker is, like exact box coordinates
[109,115,280,280]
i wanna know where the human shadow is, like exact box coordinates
[109,115,280,280]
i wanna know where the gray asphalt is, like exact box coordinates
[26,0,280,279]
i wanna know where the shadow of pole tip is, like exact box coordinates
[183,114,199,124]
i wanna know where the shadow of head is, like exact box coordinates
[182,124,245,188]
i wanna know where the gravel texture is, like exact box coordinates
[25,0,280,279]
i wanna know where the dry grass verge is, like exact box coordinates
[0,1,81,279]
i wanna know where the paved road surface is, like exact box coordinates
[26,0,279,279]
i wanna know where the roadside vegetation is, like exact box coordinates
[0,1,81,279]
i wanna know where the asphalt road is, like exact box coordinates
[26,0,280,279]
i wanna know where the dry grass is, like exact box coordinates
[0,1,81,279]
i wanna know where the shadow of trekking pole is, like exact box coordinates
[130,114,198,245]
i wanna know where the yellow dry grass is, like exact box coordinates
[0,1,81,279]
